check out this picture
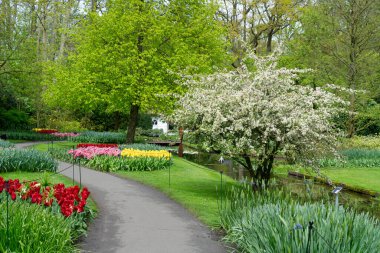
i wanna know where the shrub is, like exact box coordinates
[220,185,380,253]
[0,149,57,172]
[0,140,14,149]
[70,131,126,144]
[0,109,29,130]
[0,201,74,253]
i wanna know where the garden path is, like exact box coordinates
[15,142,227,253]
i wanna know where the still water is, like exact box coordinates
[182,151,380,219]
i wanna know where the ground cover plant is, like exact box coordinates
[220,184,380,253]
[0,149,57,172]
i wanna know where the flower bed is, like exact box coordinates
[68,147,121,159]
[0,177,90,217]
[32,128,58,134]
[51,132,81,138]
[121,149,171,159]
[77,143,118,148]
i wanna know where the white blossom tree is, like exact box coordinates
[173,54,347,186]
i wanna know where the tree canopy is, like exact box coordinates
[44,0,228,142]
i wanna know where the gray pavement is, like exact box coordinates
[15,142,228,253]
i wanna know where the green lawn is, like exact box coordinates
[115,156,237,228]
[32,141,78,152]
[275,165,380,194]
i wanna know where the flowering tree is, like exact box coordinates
[173,54,347,186]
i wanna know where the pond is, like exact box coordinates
[182,150,380,219]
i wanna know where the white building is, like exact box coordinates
[152,117,169,134]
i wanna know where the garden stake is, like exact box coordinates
[220,171,223,208]
[169,164,171,189]
[306,221,314,253]
[79,159,82,188]
[5,180,9,251]
[72,146,75,185]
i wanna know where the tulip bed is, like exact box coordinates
[65,147,172,172]
[0,176,93,252]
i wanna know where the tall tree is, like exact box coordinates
[45,0,228,143]
[284,0,380,136]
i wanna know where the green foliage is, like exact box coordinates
[220,185,380,253]
[119,143,165,151]
[0,109,30,130]
[356,104,380,135]
[87,156,172,172]
[138,128,163,138]
[44,0,228,143]
[71,131,126,144]
[0,201,74,253]
[0,140,14,149]
[0,131,61,141]
[340,136,380,149]
[319,149,380,168]
[0,149,57,173]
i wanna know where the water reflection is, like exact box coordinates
[183,151,380,219]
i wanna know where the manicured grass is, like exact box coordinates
[115,156,237,228]
[32,141,78,152]
[0,171,97,211]
[275,165,380,194]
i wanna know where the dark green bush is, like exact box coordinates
[0,109,29,130]
[0,149,57,172]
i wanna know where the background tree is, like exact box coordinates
[173,53,346,186]
[283,0,380,137]
[45,0,228,142]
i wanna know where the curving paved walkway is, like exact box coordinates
[16,143,227,253]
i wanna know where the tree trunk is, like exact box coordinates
[126,105,139,143]
[266,30,273,53]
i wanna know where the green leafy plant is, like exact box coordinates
[319,149,380,167]
[118,143,165,151]
[0,201,75,253]
[0,149,57,172]
[86,156,172,172]
[70,131,126,144]
[220,184,380,253]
